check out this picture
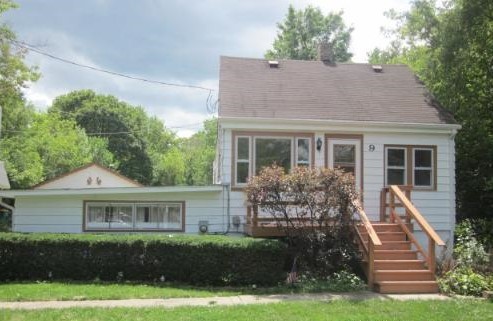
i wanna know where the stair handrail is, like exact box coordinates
[353,199,381,288]
[389,185,445,272]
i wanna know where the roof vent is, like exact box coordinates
[372,65,383,73]
[268,60,279,68]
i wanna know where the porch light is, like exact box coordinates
[316,138,323,151]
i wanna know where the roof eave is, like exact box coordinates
[218,116,461,133]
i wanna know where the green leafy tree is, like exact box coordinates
[0,0,40,138]
[265,5,353,62]
[0,113,115,188]
[181,118,217,185]
[368,0,493,220]
[50,90,176,185]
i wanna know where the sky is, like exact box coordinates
[4,0,410,137]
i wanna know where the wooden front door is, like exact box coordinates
[328,139,362,190]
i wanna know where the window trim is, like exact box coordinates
[232,131,315,188]
[385,146,407,186]
[83,200,185,232]
[235,136,251,186]
[384,145,437,191]
[412,147,434,188]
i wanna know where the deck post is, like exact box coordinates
[368,237,375,288]
[428,238,436,273]
[389,192,395,223]
[379,188,387,222]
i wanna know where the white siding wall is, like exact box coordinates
[13,191,235,234]
[220,127,456,246]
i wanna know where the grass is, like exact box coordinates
[0,276,366,302]
[0,300,491,321]
[0,282,247,301]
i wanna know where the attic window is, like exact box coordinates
[372,65,383,73]
[268,60,279,68]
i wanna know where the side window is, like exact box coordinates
[235,137,250,185]
[385,147,407,185]
[413,148,433,188]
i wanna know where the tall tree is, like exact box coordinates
[50,90,176,185]
[0,113,114,188]
[368,0,493,220]
[0,0,39,138]
[265,5,353,62]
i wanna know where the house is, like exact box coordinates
[0,54,460,293]
[0,56,459,239]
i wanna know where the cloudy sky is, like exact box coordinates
[4,0,410,137]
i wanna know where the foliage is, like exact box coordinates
[49,90,172,185]
[438,220,491,296]
[265,5,353,62]
[438,267,490,297]
[296,271,366,292]
[368,0,493,220]
[454,220,489,272]
[246,165,360,277]
[0,0,40,138]
[180,118,217,185]
[0,113,115,188]
[0,233,287,286]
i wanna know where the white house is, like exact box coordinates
[0,56,460,242]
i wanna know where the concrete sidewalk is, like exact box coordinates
[0,292,449,310]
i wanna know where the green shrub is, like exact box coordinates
[454,220,489,271]
[438,267,490,296]
[0,233,287,286]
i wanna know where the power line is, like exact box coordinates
[10,39,215,92]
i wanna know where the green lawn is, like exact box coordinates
[0,282,249,301]
[0,279,364,302]
[0,300,491,321]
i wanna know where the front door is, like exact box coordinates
[328,139,362,191]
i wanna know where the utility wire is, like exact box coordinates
[10,39,215,92]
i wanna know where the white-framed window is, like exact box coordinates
[85,201,184,231]
[234,133,312,186]
[413,148,434,188]
[385,147,407,186]
[235,136,250,185]
[384,145,436,190]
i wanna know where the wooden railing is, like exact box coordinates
[387,185,445,272]
[353,199,382,287]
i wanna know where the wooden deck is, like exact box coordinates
[244,186,445,294]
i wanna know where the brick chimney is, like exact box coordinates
[318,42,334,65]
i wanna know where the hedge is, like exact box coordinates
[0,233,287,286]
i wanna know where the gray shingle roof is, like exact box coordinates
[218,56,456,125]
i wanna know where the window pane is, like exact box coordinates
[388,148,405,166]
[415,149,432,167]
[167,206,181,223]
[297,139,310,163]
[334,144,355,163]
[88,206,104,223]
[255,138,291,174]
[136,206,151,223]
[237,162,249,183]
[237,137,249,159]
[387,169,405,185]
[338,166,355,175]
[415,169,432,186]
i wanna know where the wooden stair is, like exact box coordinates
[359,223,439,294]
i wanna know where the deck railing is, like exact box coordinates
[386,185,445,272]
[353,199,382,287]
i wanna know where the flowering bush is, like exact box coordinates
[246,165,361,277]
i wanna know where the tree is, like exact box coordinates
[368,0,493,220]
[0,113,114,188]
[50,90,176,185]
[0,0,40,138]
[180,118,217,185]
[265,5,353,62]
